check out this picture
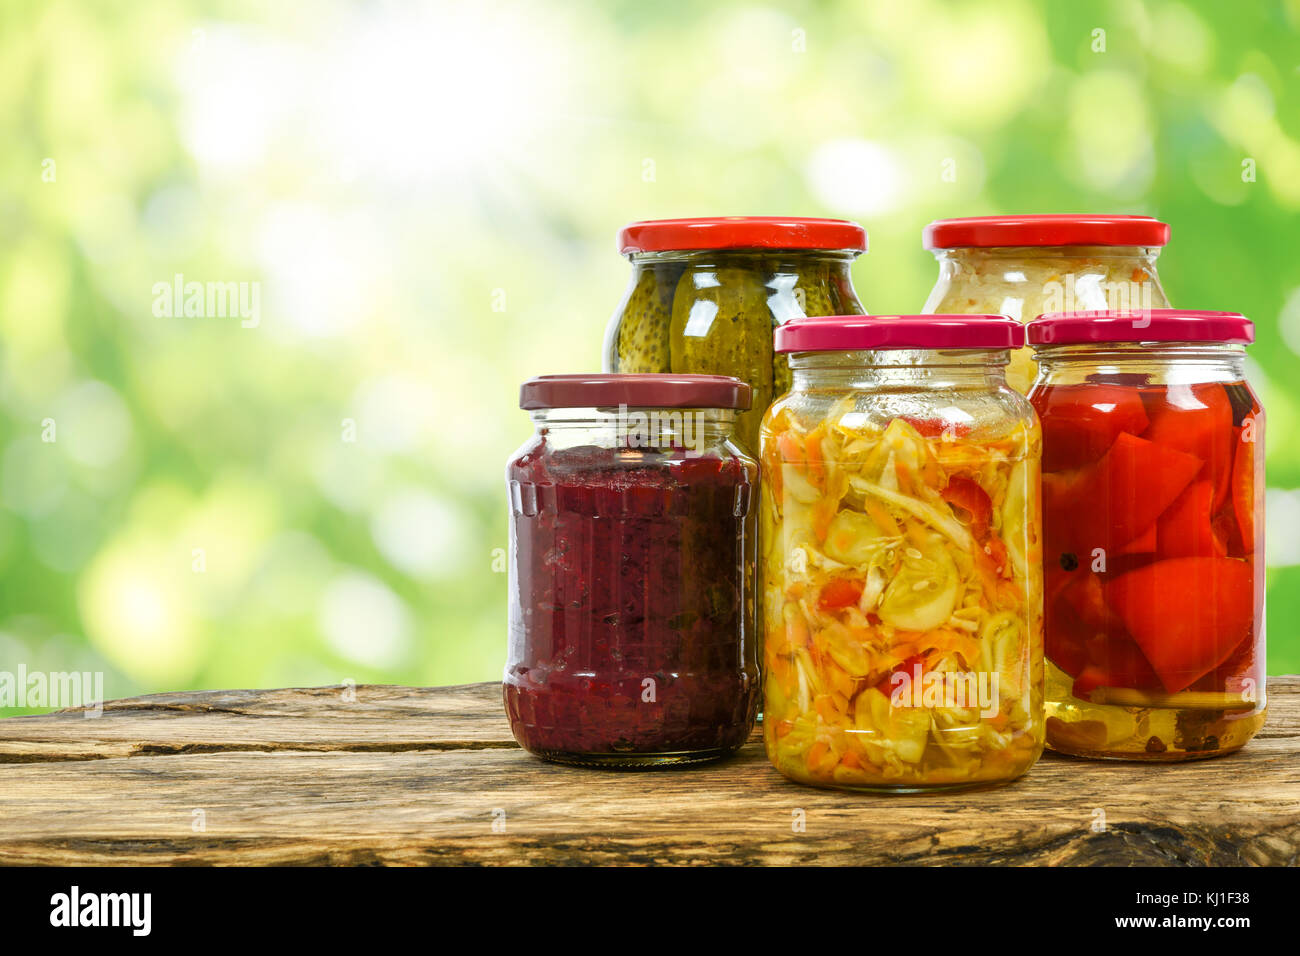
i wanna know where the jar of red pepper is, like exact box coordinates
[1027,310,1265,760]
[504,373,760,766]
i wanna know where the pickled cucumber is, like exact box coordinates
[794,261,836,317]
[613,262,683,372]
[670,264,773,454]
[769,261,841,402]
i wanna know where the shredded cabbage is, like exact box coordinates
[761,405,1045,788]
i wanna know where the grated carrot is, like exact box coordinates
[865,500,901,537]
[778,433,805,467]
[807,740,829,769]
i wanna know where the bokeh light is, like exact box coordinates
[1,0,1298,712]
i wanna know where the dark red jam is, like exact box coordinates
[504,441,759,766]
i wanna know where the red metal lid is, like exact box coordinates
[618,217,868,254]
[519,374,752,411]
[1027,310,1254,346]
[923,215,1170,249]
[775,315,1024,353]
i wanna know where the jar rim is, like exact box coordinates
[519,374,752,411]
[1027,310,1254,347]
[923,215,1169,250]
[618,217,868,254]
[776,315,1023,353]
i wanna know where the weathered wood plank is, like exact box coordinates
[0,679,1296,866]
[0,684,511,762]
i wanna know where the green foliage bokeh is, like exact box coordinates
[1,0,1298,711]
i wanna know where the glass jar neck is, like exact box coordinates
[788,349,1012,390]
[933,245,1163,262]
[630,249,860,268]
[1032,342,1247,379]
[530,406,740,453]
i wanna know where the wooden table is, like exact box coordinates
[1,678,1296,866]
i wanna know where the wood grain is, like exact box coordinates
[0,679,1296,866]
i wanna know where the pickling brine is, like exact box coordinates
[761,315,1045,791]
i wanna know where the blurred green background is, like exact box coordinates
[2,0,1298,711]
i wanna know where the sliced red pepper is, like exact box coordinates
[1104,557,1255,693]
[1061,432,1202,556]
[1118,523,1157,555]
[941,476,993,539]
[1072,633,1160,699]
[1040,582,1092,681]
[901,416,971,439]
[874,653,926,694]
[1033,384,1150,472]
[1046,623,1088,678]
[1060,570,1128,637]
[1231,426,1260,554]
[1045,593,1091,678]
[1157,480,1228,559]
[1046,569,1130,681]
[1041,470,1083,559]
[1196,615,1261,693]
[1212,511,1238,554]
[818,577,864,610]
[1142,383,1233,513]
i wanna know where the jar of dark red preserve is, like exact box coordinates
[504,373,760,766]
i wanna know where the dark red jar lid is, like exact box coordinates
[1027,310,1254,346]
[520,374,752,411]
[923,215,1170,249]
[775,315,1024,353]
[618,217,868,254]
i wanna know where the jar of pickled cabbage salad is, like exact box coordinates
[604,217,868,455]
[923,215,1171,394]
[505,374,760,767]
[1027,310,1265,761]
[760,315,1045,792]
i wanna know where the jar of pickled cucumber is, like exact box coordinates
[1027,310,1265,761]
[760,315,1045,792]
[922,215,1171,394]
[604,217,868,455]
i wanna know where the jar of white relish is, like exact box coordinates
[923,215,1172,394]
[760,315,1044,791]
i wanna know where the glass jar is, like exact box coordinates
[759,315,1045,792]
[922,215,1172,394]
[1027,310,1265,761]
[504,374,760,767]
[604,217,868,456]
